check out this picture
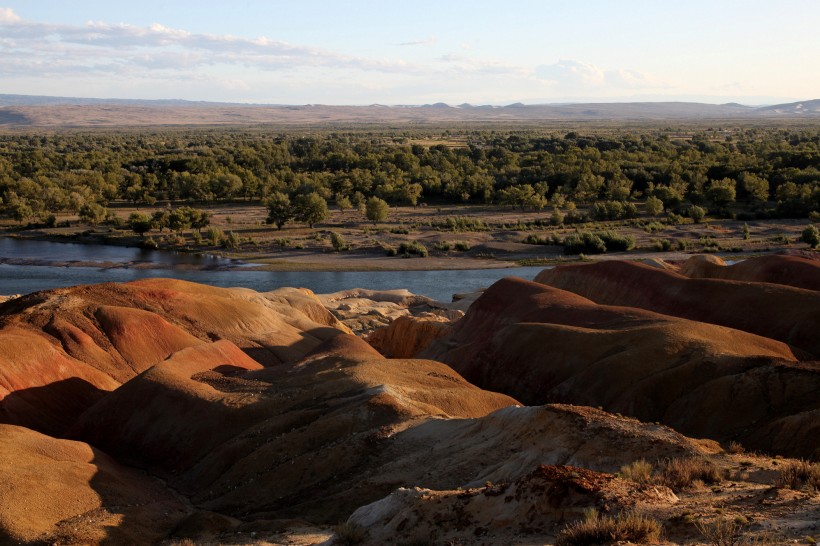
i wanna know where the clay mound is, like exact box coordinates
[680,254,820,291]
[68,339,263,471]
[0,327,119,435]
[68,333,712,528]
[533,260,820,357]
[349,465,677,545]
[94,305,204,373]
[423,277,820,457]
[367,314,452,358]
[0,424,188,544]
[0,278,349,435]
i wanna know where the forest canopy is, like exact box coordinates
[1,127,818,224]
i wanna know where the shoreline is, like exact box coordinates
[1,232,806,274]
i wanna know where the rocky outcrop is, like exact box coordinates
[423,276,820,458]
[534,260,820,357]
[680,253,820,291]
[349,465,677,545]
[367,314,452,357]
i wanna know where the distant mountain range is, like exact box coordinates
[0,94,818,127]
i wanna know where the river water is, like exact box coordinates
[0,238,547,301]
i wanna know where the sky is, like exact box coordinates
[0,1,818,105]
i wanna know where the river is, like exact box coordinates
[0,238,547,301]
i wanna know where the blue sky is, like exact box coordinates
[1,1,817,105]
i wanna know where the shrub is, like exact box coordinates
[454,240,471,251]
[726,441,745,454]
[397,241,428,257]
[365,197,389,224]
[643,221,666,233]
[330,231,350,251]
[598,231,636,252]
[645,195,664,216]
[222,231,240,250]
[443,216,486,232]
[695,517,746,546]
[564,232,606,255]
[523,234,551,245]
[556,510,662,546]
[689,205,707,223]
[651,238,672,252]
[205,226,224,246]
[619,460,653,484]
[433,240,452,251]
[142,236,158,249]
[776,460,820,491]
[656,457,723,491]
[801,225,820,248]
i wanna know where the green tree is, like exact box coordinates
[128,212,153,236]
[168,207,193,233]
[151,210,170,232]
[645,196,664,216]
[705,178,737,210]
[265,192,294,230]
[365,196,389,224]
[740,172,769,203]
[78,203,107,225]
[294,192,328,228]
[335,194,352,211]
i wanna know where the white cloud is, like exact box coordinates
[0,7,20,23]
[0,10,421,78]
[535,59,667,92]
[396,36,437,47]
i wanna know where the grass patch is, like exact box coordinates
[776,460,820,491]
[656,457,723,491]
[332,521,367,545]
[618,459,653,484]
[556,509,662,546]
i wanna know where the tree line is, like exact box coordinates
[1,128,818,225]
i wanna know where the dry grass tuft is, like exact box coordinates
[618,459,654,484]
[726,441,745,454]
[656,457,723,491]
[556,510,662,546]
[333,521,367,545]
[776,460,820,491]
[695,517,779,546]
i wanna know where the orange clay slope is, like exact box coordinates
[67,334,714,527]
[533,259,820,358]
[0,278,348,435]
[422,276,820,458]
[0,423,189,545]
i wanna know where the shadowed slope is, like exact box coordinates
[423,277,820,458]
[534,260,820,357]
[680,254,820,291]
[68,334,713,528]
